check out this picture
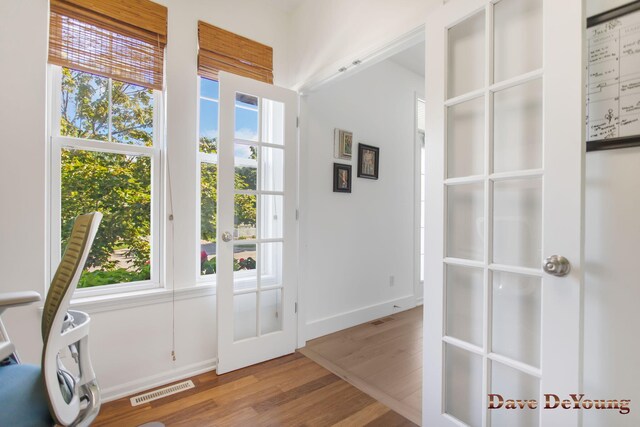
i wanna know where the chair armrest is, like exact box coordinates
[0,291,41,310]
[0,341,15,361]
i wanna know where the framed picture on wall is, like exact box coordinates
[333,163,352,193]
[334,129,353,160]
[357,143,379,180]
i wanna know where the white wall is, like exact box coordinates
[584,2,640,425]
[0,0,49,364]
[0,0,290,401]
[300,59,424,340]
[287,0,433,88]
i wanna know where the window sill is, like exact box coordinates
[69,284,216,314]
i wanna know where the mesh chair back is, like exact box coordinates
[41,213,98,343]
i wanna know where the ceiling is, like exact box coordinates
[389,41,425,77]
[266,0,306,13]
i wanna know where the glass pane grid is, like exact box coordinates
[231,95,288,341]
[443,3,546,425]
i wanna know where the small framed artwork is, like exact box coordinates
[357,143,379,180]
[333,163,352,193]
[334,129,353,160]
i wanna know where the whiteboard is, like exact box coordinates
[587,1,640,150]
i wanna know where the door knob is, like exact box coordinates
[221,231,232,242]
[543,255,571,277]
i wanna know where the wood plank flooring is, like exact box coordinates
[94,352,417,426]
[300,307,423,425]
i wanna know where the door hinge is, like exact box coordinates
[294,302,298,314]
[295,209,299,220]
[296,116,300,128]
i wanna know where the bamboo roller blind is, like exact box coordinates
[198,21,274,84]
[48,0,168,90]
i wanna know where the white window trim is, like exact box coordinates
[48,65,164,298]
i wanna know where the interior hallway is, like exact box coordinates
[301,307,423,425]
[94,352,417,426]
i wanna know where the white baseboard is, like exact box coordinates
[305,295,416,341]
[101,358,218,402]
[415,296,424,306]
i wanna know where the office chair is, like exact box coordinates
[0,212,103,426]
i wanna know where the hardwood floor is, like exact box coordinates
[94,352,417,426]
[300,307,423,425]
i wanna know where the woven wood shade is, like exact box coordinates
[49,0,167,90]
[198,21,274,84]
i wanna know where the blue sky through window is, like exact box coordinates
[199,78,260,145]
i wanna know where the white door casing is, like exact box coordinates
[423,0,585,426]
[217,71,299,374]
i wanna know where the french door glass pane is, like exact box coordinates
[447,96,485,178]
[446,264,484,346]
[234,292,257,341]
[494,0,543,83]
[235,93,259,141]
[259,195,283,239]
[260,147,284,192]
[493,178,542,268]
[262,98,285,145]
[448,10,485,98]
[490,361,540,427]
[445,344,483,427]
[261,242,283,287]
[492,271,541,367]
[447,183,484,261]
[260,289,283,335]
[234,194,256,240]
[233,244,257,291]
[493,79,543,173]
[200,163,217,276]
[235,143,258,191]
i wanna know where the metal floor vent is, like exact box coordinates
[130,380,195,406]
[370,317,394,326]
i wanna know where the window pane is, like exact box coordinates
[444,344,483,427]
[201,77,219,100]
[234,244,257,292]
[261,242,283,288]
[262,98,284,145]
[260,147,284,192]
[199,99,219,153]
[111,80,154,146]
[235,194,256,240]
[260,289,283,335]
[448,11,485,98]
[60,68,109,141]
[61,149,151,287]
[234,292,257,341]
[235,144,257,191]
[200,163,217,276]
[259,195,283,240]
[447,183,485,261]
[235,93,259,141]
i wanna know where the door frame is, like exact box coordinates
[295,24,427,349]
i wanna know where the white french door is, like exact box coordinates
[424,0,584,426]
[216,72,298,374]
